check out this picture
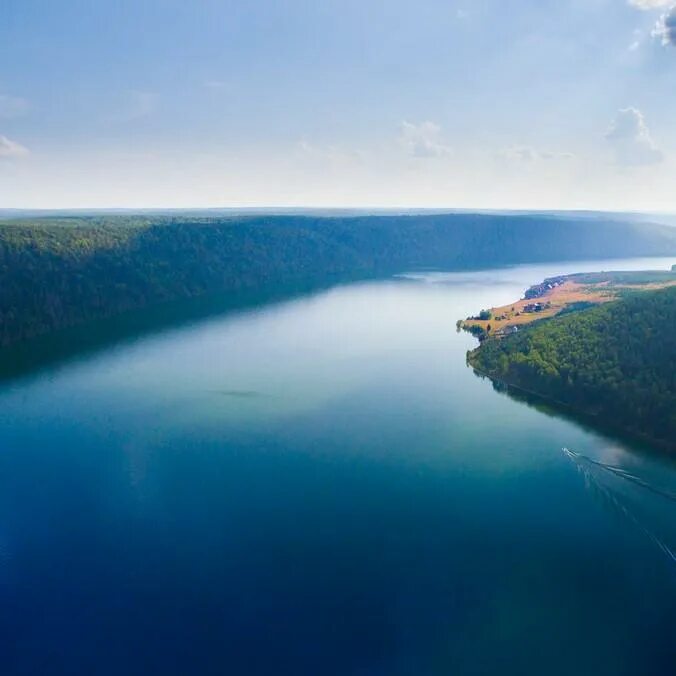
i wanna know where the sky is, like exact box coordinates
[1,0,675,211]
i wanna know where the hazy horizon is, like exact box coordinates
[1,206,676,217]
[2,0,676,211]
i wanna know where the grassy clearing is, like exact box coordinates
[460,272,676,337]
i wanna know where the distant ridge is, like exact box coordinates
[2,207,676,226]
[1,212,676,347]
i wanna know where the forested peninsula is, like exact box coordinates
[2,212,676,347]
[468,285,676,452]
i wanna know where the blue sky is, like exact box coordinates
[1,0,675,210]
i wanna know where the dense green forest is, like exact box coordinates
[469,286,676,451]
[2,213,676,347]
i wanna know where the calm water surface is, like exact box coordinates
[1,258,675,675]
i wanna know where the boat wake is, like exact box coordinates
[562,448,676,565]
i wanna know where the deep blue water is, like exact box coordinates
[1,258,675,675]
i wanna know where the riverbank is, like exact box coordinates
[465,280,676,453]
[467,350,676,455]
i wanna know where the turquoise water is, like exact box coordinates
[0,258,675,675]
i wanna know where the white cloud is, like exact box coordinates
[652,6,676,45]
[0,94,30,119]
[627,0,676,47]
[399,121,452,158]
[499,145,538,162]
[498,145,574,162]
[541,150,576,160]
[605,107,664,166]
[628,0,672,9]
[0,135,29,159]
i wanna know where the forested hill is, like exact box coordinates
[2,213,676,347]
[469,286,676,451]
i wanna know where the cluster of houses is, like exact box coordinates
[522,301,551,314]
[524,276,566,300]
[463,274,570,341]
[496,325,519,337]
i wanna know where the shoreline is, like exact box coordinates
[467,343,676,456]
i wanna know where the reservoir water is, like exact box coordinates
[1,257,675,675]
